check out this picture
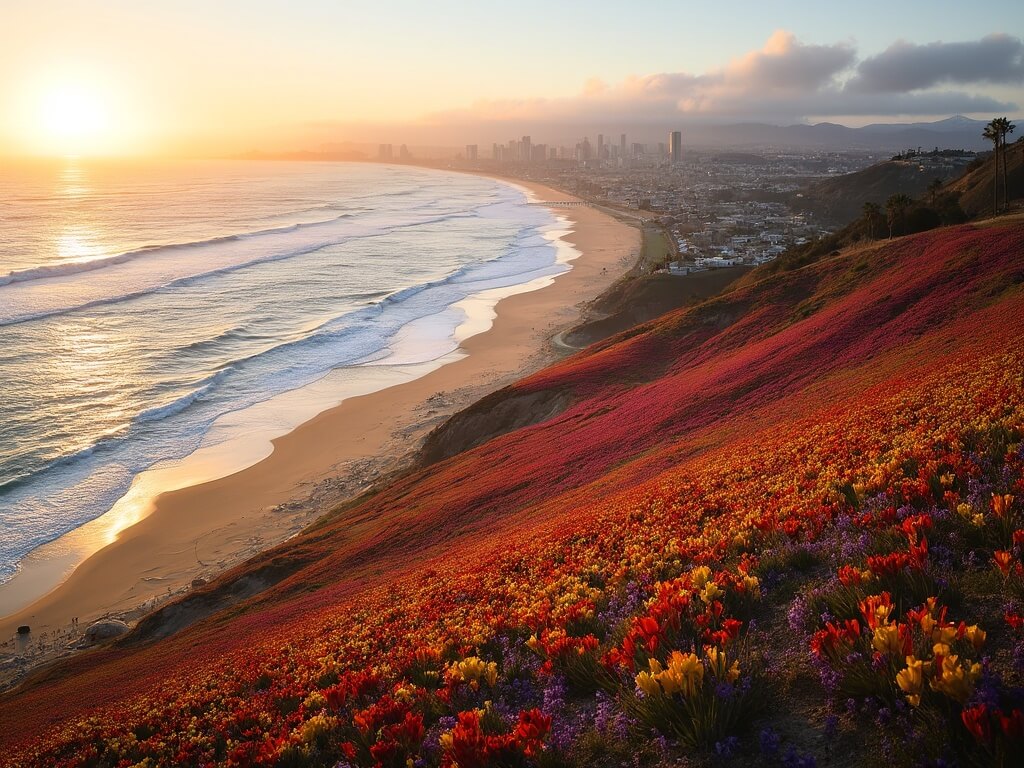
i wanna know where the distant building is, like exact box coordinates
[465,144,478,161]
[620,133,627,157]
[399,144,411,160]
[521,135,531,164]
[669,131,682,164]
[378,144,393,161]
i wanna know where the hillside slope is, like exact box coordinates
[4,220,1024,767]
[947,145,1024,217]
[796,158,968,225]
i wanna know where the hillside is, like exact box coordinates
[946,143,1024,217]
[4,220,1024,767]
[796,157,971,225]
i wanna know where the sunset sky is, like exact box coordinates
[2,0,1022,156]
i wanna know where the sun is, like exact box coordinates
[37,82,111,154]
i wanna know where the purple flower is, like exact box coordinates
[759,727,781,757]
[715,736,740,758]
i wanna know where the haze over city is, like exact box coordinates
[3,0,1023,156]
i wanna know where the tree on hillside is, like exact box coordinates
[995,117,1016,211]
[862,201,883,239]
[886,193,912,239]
[927,177,944,204]
[984,120,1001,213]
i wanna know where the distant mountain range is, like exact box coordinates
[683,116,1008,152]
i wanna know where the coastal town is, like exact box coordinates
[381,134,978,274]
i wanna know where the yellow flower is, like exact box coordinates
[742,574,761,594]
[526,635,540,653]
[302,691,327,711]
[956,503,973,519]
[930,655,980,703]
[439,732,453,750]
[964,624,986,651]
[872,625,902,655]
[706,646,741,683]
[931,625,956,645]
[691,566,713,588]
[299,713,336,744]
[896,656,926,706]
[635,670,661,697]
[700,581,722,604]
[660,651,704,697]
[448,656,498,688]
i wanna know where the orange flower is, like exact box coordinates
[992,494,1015,519]
[994,550,1015,577]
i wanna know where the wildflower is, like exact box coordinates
[447,657,498,688]
[999,708,1024,739]
[963,624,987,651]
[706,646,741,683]
[872,624,904,656]
[994,550,1014,577]
[859,593,894,629]
[299,713,337,744]
[661,651,705,697]
[962,704,992,743]
[992,494,1015,519]
[930,654,980,703]
[691,566,713,588]
[895,656,927,707]
[837,564,871,586]
[700,581,722,603]
[636,670,661,698]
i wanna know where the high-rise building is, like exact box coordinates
[492,143,501,161]
[378,144,393,161]
[620,133,627,156]
[399,144,411,160]
[597,133,604,160]
[669,131,682,164]
[521,135,532,164]
[465,144,478,161]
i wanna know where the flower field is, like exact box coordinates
[3,221,1024,767]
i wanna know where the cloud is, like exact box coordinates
[847,34,1024,93]
[421,31,1020,128]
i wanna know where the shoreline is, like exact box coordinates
[0,176,640,675]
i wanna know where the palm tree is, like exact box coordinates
[984,120,1000,213]
[862,201,882,239]
[886,193,912,239]
[995,117,1016,211]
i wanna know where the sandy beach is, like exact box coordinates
[0,177,639,660]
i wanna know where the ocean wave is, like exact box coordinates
[0,210,481,328]
[0,214,359,289]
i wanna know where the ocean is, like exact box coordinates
[0,159,566,587]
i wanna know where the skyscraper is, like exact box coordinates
[521,135,531,164]
[465,144,478,161]
[669,131,682,164]
[620,133,627,156]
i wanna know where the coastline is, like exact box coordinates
[0,177,640,666]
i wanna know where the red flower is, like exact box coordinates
[962,704,992,743]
